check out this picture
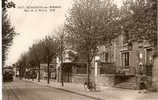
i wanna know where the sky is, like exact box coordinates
[5,0,123,66]
[5,0,73,65]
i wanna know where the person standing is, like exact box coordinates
[139,72,147,93]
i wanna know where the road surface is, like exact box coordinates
[2,79,96,100]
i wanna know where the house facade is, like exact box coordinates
[94,34,155,89]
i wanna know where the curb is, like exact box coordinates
[48,86,103,100]
[25,80,103,100]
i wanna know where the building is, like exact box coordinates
[56,49,88,83]
[94,34,155,89]
[55,34,155,90]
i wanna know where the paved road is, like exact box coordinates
[2,79,96,100]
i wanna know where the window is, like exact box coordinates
[105,52,108,62]
[122,52,129,66]
[101,52,108,62]
[146,49,153,65]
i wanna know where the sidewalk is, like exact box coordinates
[26,79,158,100]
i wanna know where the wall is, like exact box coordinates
[97,74,115,87]
[71,73,115,87]
[152,56,158,90]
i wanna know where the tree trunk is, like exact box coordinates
[19,65,23,80]
[87,60,91,88]
[61,63,64,86]
[47,61,50,84]
[60,39,64,86]
[38,63,40,82]
[19,66,22,80]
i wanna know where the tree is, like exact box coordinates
[54,27,68,86]
[16,35,58,83]
[28,41,43,82]
[2,0,16,66]
[120,0,157,46]
[17,53,28,79]
[65,0,120,87]
[40,36,58,84]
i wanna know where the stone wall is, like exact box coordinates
[97,74,115,87]
[71,74,115,87]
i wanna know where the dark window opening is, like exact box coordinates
[122,52,129,67]
[105,52,108,62]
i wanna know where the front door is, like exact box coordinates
[146,48,153,76]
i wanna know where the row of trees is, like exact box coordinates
[16,0,156,87]
[16,28,68,85]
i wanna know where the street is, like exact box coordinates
[2,79,96,100]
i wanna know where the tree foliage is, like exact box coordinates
[40,36,58,63]
[28,41,43,66]
[2,0,16,66]
[65,0,120,64]
[17,53,28,78]
[2,8,16,66]
[53,27,67,60]
[120,0,157,45]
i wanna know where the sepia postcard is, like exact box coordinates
[2,0,157,100]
